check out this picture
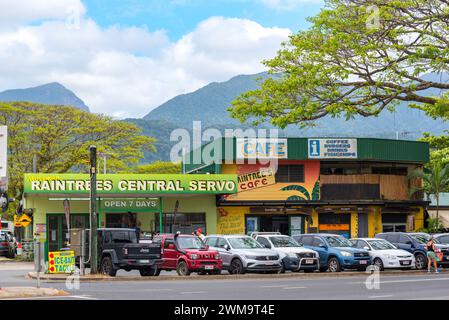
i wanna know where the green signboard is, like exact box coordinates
[23,174,238,195]
[100,198,161,212]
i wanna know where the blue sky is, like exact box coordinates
[83,0,323,40]
[0,0,324,118]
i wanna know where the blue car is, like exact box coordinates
[293,234,372,272]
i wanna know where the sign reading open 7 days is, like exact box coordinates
[24,174,238,195]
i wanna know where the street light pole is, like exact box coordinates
[89,146,98,274]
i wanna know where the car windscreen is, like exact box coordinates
[269,236,301,247]
[177,237,206,249]
[367,240,396,250]
[228,237,263,249]
[410,234,430,244]
[324,236,353,247]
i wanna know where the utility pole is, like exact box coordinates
[89,146,98,274]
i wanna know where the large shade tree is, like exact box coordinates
[0,102,156,200]
[230,0,449,128]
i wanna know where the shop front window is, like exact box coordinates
[106,213,138,228]
[155,213,206,234]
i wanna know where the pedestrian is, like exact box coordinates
[195,228,205,241]
[426,236,439,273]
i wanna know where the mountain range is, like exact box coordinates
[1,74,447,162]
[0,82,90,112]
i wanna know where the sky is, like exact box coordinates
[0,0,324,118]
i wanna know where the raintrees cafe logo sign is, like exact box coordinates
[24,174,238,194]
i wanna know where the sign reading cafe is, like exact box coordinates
[24,174,238,195]
[236,138,288,159]
[308,139,357,159]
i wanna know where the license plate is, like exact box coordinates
[359,260,368,265]
[402,260,411,265]
[305,259,314,264]
[139,260,150,264]
[205,265,214,270]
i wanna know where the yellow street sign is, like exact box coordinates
[14,214,22,227]
[18,214,32,227]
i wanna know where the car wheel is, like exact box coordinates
[327,257,341,272]
[176,261,191,276]
[140,267,159,277]
[100,256,117,277]
[229,258,245,275]
[373,258,384,271]
[280,262,286,274]
[319,266,328,272]
[415,253,426,270]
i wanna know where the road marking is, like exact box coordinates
[143,288,173,292]
[368,295,393,299]
[282,286,306,290]
[349,277,449,285]
[180,291,207,294]
[70,295,98,300]
[260,285,286,288]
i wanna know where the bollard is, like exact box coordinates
[16,242,22,256]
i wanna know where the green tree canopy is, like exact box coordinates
[0,102,156,198]
[136,161,181,174]
[230,0,449,128]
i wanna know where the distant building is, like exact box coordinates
[428,193,449,228]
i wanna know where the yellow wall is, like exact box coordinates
[350,212,358,238]
[217,207,247,235]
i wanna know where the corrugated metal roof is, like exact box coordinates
[184,137,429,172]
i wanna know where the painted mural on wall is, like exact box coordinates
[217,207,245,234]
[220,161,321,201]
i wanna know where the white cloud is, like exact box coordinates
[0,12,290,118]
[0,0,86,27]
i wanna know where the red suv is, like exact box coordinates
[153,233,223,276]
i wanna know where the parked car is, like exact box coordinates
[0,232,16,258]
[153,233,222,276]
[375,232,449,269]
[293,234,371,272]
[432,233,449,245]
[351,238,415,271]
[252,232,319,273]
[81,228,162,277]
[204,235,282,274]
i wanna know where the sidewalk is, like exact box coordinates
[0,287,68,299]
[27,268,445,282]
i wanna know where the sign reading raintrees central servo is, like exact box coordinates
[48,251,75,274]
[100,198,160,212]
[308,139,357,159]
[23,174,238,194]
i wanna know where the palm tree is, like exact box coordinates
[408,161,449,229]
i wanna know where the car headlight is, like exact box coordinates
[190,254,198,260]
[385,254,397,260]
[244,255,256,260]
[341,251,352,257]
[215,254,220,260]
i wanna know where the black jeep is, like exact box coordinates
[82,228,162,277]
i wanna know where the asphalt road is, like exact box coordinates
[1,262,448,300]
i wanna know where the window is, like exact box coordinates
[372,167,408,175]
[300,236,313,246]
[217,238,228,248]
[399,234,411,244]
[356,240,368,249]
[205,237,217,247]
[386,233,400,243]
[111,231,137,244]
[312,237,325,247]
[256,237,272,248]
[439,236,449,244]
[155,213,206,234]
[164,238,174,248]
[275,165,304,182]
